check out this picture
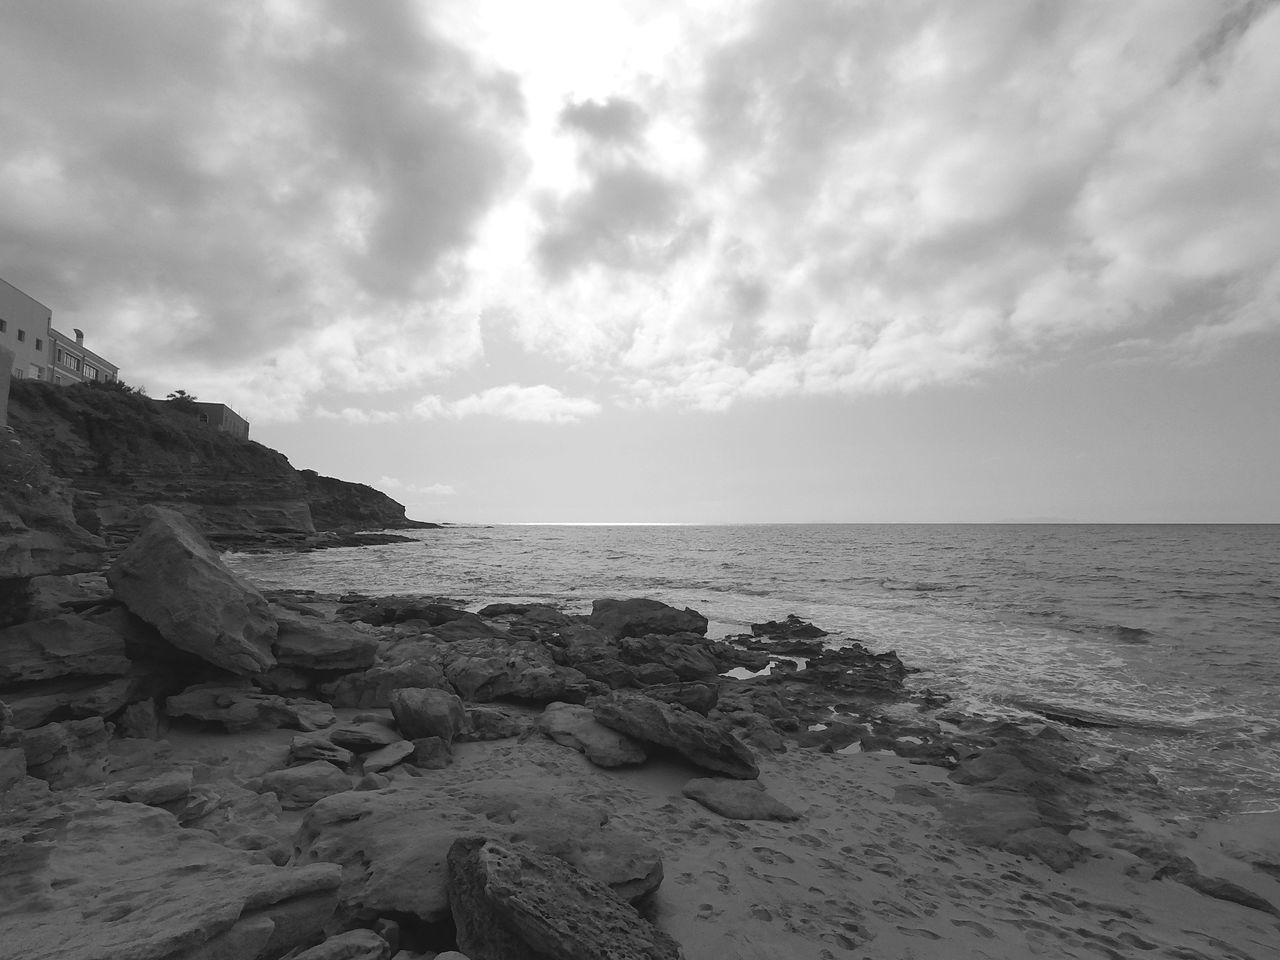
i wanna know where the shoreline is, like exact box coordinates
[4,511,1279,959]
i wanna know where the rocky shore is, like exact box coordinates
[4,503,1280,959]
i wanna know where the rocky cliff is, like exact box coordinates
[4,379,435,551]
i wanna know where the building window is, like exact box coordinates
[35,337,43,351]
[36,367,44,380]
[0,318,6,332]
[17,329,25,342]
[54,375,62,384]
[12,368,22,379]
[85,365,98,381]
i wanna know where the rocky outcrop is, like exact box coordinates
[107,506,277,675]
[593,692,759,780]
[448,837,681,960]
[538,701,647,768]
[300,469,438,533]
[390,687,467,742]
[588,598,708,640]
[292,779,664,924]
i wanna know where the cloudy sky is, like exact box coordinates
[3,0,1278,522]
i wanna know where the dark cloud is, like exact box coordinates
[0,0,525,369]
[535,166,700,279]
[559,97,647,143]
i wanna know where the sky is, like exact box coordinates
[2,0,1278,523]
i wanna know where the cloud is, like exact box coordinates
[0,0,523,417]
[559,97,648,143]
[316,406,403,425]
[413,384,601,423]
[378,476,456,497]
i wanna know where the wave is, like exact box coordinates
[879,579,966,593]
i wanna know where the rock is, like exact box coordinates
[319,661,451,709]
[293,779,664,924]
[106,506,277,675]
[328,720,403,752]
[390,687,467,742]
[19,717,109,788]
[0,797,341,960]
[362,740,414,774]
[642,681,718,715]
[118,699,163,738]
[0,615,130,684]
[588,598,708,640]
[448,837,681,960]
[273,615,378,672]
[409,737,452,769]
[682,778,801,821]
[259,760,352,809]
[3,676,137,730]
[750,614,829,639]
[630,663,680,686]
[104,767,194,806]
[443,637,593,704]
[593,692,758,780]
[538,702,646,768]
[291,929,392,960]
[618,635,719,680]
[1154,856,1280,916]
[290,733,355,769]
[572,658,635,689]
[166,682,335,733]
[459,706,532,742]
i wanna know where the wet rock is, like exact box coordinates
[618,636,719,681]
[293,779,664,924]
[538,702,647,768]
[682,778,801,821]
[259,760,353,809]
[390,687,467,742]
[106,506,277,675]
[593,691,758,779]
[448,837,680,960]
[750,614,829,640]
[588,598,707,640]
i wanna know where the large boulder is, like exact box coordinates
[292,779,664,924]
[588,598,707,640]
[390,687,467,742]
[272,615,378,672]
[259,761,353,810]
[442,637,594,704]
[318,660,450,709]
[0,797,341,960]
[593,692,758,779]
[617,636,719,680]
[448,837,681,960]
[537,702,646,768]
[681,778,801,821]
[106,506,277,675]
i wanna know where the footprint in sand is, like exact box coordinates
[749,904,773,921]
[949,918,996,938]
[696,903,723,921]
[751,846,796,865]
[897,926,943,940]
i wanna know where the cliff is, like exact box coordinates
[3,379,436,550]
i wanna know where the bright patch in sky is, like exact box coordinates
[2,0,1278,521]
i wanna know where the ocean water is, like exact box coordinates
[225,523,1280,816]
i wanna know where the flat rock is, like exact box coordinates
[166,682,336,733]
[538,702,646,768]
[588,598,708,640]
[292,778,664,924]
[328,720,402,752]
[682,777,801,821]
[291,929,392,960]
[273,614,378,672]
[0,615,130,684]
[593,692,759,780]
[448,837,681,960]
[106,506,277,675]
[0,797,340,960]
[259,761,353,809]
[361,739,414,774]
[290,733,355,769]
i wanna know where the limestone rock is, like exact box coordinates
[0,797,341,960]
[443,637,592,704]
[618,636,719,681]
[682,777,801,821]
[19,716,109,788]
[0,615,130,684]
[588,598,708,640]
[260,761,353,809]
[290,733,355,769]
[459,706,532,742]
[328,720,402,752]
[362,740,414,774]
[538,702,646,768]
[106,506,277,675]
[593,692,758,780]
[273,614,378,672]
[166,682,335,733]
[448,837,681,960]
[390,687,466,742]
[318,661,450,709]
[291,929,392,960]
[293,779,664,924]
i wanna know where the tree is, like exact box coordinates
[166,389,198,412]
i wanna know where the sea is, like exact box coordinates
[225,523,1280,818]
